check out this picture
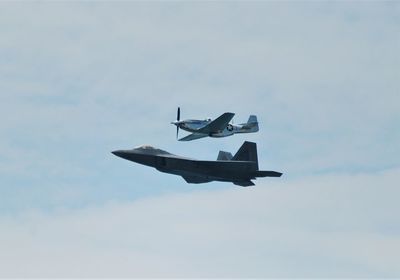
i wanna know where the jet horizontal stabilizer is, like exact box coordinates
[252,171,283,177]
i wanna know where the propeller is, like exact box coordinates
[176,107,180,139]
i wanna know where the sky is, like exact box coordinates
[0,1,399,278]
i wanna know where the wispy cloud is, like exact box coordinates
[1,168,399,277]
[0,2,399,276]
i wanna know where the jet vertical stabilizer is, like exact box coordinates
[232,141,258,169]
[217,151,233,161]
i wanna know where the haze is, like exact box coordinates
[0,2,399,277]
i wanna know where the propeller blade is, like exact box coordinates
[175,107,181,139]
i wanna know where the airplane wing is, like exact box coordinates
[196,112,235,134]
[179,133,208,142]
[182,175,211,184]
[233,180,255,187]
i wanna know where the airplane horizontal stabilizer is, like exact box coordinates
[253,171,283,177]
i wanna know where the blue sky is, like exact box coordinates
[0,1,399,277]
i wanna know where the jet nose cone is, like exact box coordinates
[112,150,125,158]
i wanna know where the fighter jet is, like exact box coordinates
[112,141,282,187]
[171,107,259,141]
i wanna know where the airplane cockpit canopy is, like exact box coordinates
[133,145,170,155]
[134,145,155,150]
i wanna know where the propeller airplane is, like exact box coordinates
[171,107,259,141]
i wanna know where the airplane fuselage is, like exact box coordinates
[112,143,281,186]
[113,148,257,183]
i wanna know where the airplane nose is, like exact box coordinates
[112,150,125,157]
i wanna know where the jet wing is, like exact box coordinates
[182,175,211,184]
[196,112,235,134]
[217,151,233,160]
[233,180,255,187]
[179,133,208,142]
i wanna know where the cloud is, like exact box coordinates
[1,2,398,177]
[0,2,399,276]
[1,168,399,277]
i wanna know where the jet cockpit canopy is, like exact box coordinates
[133,145,170,155]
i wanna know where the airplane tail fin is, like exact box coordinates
[241,115,259,132]
[232,141,258,169]
[217,151,233,161]
[247,115,257,124]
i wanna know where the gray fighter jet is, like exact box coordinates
[112,141,282,187]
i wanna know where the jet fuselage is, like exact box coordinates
[112,143,282,186]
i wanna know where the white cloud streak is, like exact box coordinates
[1,168,399,277]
